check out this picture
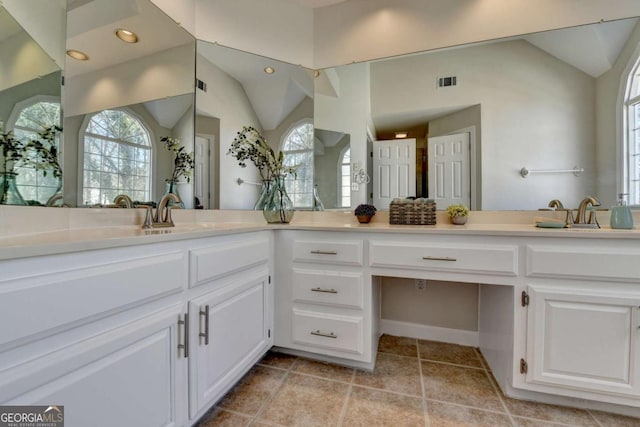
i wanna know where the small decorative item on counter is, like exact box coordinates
[389,197,436,225]
[354,203,376,223]
[229,126,298,223]
[610,193,634,229]
[446,203,469,225]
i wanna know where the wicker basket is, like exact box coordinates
[389,200,437,225]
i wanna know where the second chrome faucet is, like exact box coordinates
[139,193,181,228]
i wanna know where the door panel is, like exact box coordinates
[373,139,416,208]
[428,133,470,207]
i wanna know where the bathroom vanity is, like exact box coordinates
[0,209,639,425]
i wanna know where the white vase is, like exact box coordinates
[451,215,467,225]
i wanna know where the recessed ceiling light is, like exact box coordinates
[66,49,89,61]
[264,66,275,74]
[115,28,138,43]
[395,132,408,139]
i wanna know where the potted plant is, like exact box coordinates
[161,136,195,208]
[228,126,298,223]
[445,204,469,225]
[354,204,376,223]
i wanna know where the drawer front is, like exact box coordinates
[190,235,270,287]
[527,245,640,282]
[292,240,363,266]
[291,309,363,355]
[0,252,185,349]
[292,269,364,309]
[369,241,518,276]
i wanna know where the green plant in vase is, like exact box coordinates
[445,203,469,225]
[25,125,64,205]
[0,124,26,205]
[228,126,298,222]
[161,136,195,208]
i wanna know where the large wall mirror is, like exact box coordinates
[317,17,640,211]
[1,0,195,208]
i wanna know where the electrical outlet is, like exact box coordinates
[351,183,358,191]
[415,279,427,291]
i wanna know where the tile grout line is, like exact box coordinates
[482,369,517,427]
[416,339,430,427]
[336,369,356,427]
[586,409,606,427]
[248,359,297,426]
[380,350,486,371]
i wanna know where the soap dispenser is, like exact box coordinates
[610,193,634,229]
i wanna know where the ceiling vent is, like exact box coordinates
[196,78,207,92]
[437,76,457,88]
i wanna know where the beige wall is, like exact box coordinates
[370,40,596,210]
[381,277,479,332]
[0,32,60,93]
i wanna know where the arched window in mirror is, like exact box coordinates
[81,109,152,205]
[339,147,351,208]
[624,55,640,206]
[8,97,61,204]
[281,120,314,208]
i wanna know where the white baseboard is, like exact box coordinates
[380,319,479,347]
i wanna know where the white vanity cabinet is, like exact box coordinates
[0,231,274,427]
[514,240,640,407]
[0,244,190,427]
[186,233,272,420]
[274,231,377,367]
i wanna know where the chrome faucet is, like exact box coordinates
[574,196,601,228]
[113,194,133,208]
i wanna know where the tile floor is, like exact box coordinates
[196,335,640,427]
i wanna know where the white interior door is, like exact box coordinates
[194,136,210,209]
[373,139,416,209]
[428,133,470,207]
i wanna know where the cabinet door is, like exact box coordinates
[188,268,271,418]
[1,303,187,427]
[526,284,640,397]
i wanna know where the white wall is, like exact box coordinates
[196,54,263,209]
[315,62,372,207]
[150,0,196,35]
[370,40,596,210]
[0,32,59,93]
[313,0,640,69]
[3,0,66,68]
[194,0,313,68]
[65,44,194,117]
[596,21,640,208]
[173,106,195,209]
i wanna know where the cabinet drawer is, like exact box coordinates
[526,245,640,282]
[291,309,363,355]
[369,241,518,276]
[190,235,270,287]
[292,269,363,309]
[292,240,363,266]
[0,252,184,349]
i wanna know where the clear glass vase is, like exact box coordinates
[0,172,26,205]
[254,179,272,210]
[162,179,185,208]
[312,184,324,211]
[263,176,294,223]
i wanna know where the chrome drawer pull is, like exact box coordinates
[311,287,338,294]
[199,305,210,345]
[178,313,189,358]
[422,256,457,262]
[310,330,337,338]
[310,250,338,255]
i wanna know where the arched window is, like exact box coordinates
[338,147,351,207]
[9,97,61,204]
[281,121,314,208]
[624,54,640,206]
[81,109,152,205]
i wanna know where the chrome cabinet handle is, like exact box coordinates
[310,250,337,255]
[178,313,189,358]
[199,305,210,345]
[310,330,337,338]
[422,256,457,262]
[311,287,338,294]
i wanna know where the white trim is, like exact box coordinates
[380,319,479,347]
[337,145,350,208]
[617,42,640,204]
